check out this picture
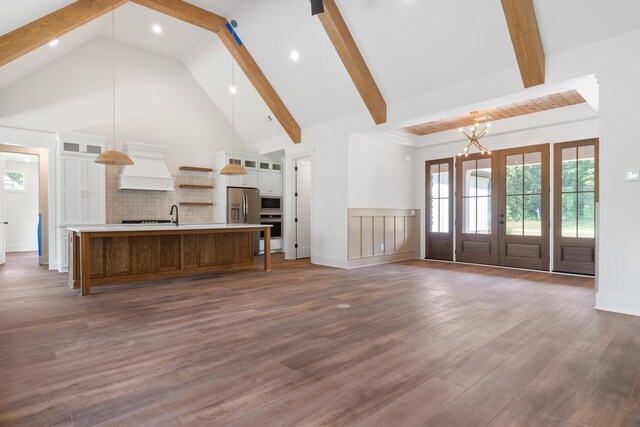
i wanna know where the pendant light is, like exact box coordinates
[95,1,133,166]
[220,59,247,176]
[457,111,492,157]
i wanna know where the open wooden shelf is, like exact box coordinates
[179,202,213,207]
[179,166,213,173]
[179,185,213,189]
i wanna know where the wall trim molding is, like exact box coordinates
[312,255,348,269]
[347,251,419,269]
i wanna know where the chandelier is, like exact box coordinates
[457,111,492,157]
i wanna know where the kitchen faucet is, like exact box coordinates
[170,204,179,226]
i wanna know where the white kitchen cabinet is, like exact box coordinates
[55,132,106,271]
[226,169,258,188]
[258,170,282,196]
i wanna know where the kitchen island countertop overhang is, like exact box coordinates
[67,223,272,296]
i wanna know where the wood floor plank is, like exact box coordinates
[2,251,636,427]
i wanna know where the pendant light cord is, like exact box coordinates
[112,1,116,152]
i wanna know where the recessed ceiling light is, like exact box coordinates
[152,25,162,34]
[49,39,59,47]
[290,50,300,62]
[229,86,237,95]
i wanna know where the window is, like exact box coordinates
[4,171,25,191]
[560,145,596,238]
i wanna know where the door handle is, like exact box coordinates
[3,222,7,225]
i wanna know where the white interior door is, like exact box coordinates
[295,159,311,259]
[0,154,5,266]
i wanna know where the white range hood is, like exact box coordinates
[117,141,175,191]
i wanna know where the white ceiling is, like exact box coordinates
[2,0,640,143]
[534,0,640,55]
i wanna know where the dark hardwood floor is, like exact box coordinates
[1,251,638,426]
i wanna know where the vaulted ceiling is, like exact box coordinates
[2,0,640,144]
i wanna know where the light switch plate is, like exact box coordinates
[625,170,640,181]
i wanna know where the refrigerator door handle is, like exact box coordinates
[242,193,247,223]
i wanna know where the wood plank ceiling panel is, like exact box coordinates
[403,90,586,137]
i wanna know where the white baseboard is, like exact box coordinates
[5,244,38,252]
[312,255,348,269]
[347,252,419,269]
[595,292,640,317]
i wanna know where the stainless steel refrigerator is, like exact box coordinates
[227,187,261,254]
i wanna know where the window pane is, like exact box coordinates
[506,154,523,195]
[524,195,542,236]
[430,164,440,198]
[462,160,476,197]
[506,195,523,236]
[4,171,25,190]
[524,152,542,194]
[561,193,577,237]
[430,199,440,232]
[578,192,595,238]
[578,145,596,192]
[440,198,449,233]
[477,196,491,234]
[477,158,492,196]
[463,198,476,233]
[561,148,577,192]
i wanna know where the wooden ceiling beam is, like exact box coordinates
[217,25,302,143]
[501,0,545,88]
[317,0,387,125]
[130,0,226,33]
[0,0,129,68]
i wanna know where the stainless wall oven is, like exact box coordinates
[260,213,282,238]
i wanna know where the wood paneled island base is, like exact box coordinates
[68,224,271,295]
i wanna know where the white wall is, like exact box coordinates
[3,157,39,252]
[0,37,244,174]
[249,111,374,269]
[348,134,418,209]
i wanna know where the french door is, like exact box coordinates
[425,158,453,260]
[553,139,598,275]
[454,144,550,270]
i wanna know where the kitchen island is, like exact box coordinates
[67,223,271,296]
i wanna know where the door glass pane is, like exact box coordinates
[561,148,577,192]
[578,145,596,192]
[463,197,476,233]
[430,164,440,198]
[477,158,492,196]
[477,197,491,234]
[462,160,476,197]
[440,199,449,233]
[561,193,577,237]
[524,152,542,194]
[506,154,523,195]
[524,195,542,236]
[578,192,595,238]
[506,195,523,236]
[430,199,440,232]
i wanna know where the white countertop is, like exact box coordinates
[66,223,270,233]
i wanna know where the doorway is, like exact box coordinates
[454,144,550,270]
[0,153,40,265]
[294,158,311,259]
[0,145,48,267]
